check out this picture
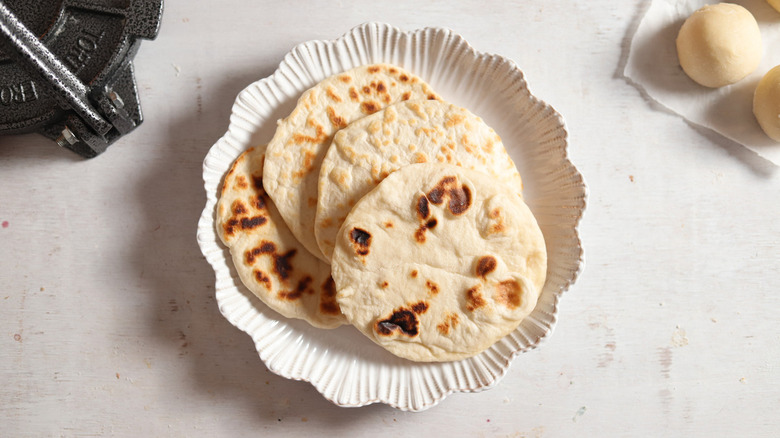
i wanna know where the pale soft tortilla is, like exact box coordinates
[262,64,440,262]
[315,99,523,260]
[216,146,345,329]
[331,163,546,362]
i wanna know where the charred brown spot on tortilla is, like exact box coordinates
[401,91,411,101]
[240,216,267,230]
[410,270,418,278]
[476,256,497,279]
[495,279,522,309]
[300,276,314,294]
[278,275,313,301]
[437,313,460,335]
[414,226,427,243]
[445,113,465,128]
[466,285,486,311]
[389,67,397,74]
[427,94,437,100]
[349,228,372,256]
[376,82,386,93]
[251,175,264,190]
[488,207,505,234]
[326,86,342,103]
[320,277,340,315]
[416,195,430,220]
[361,101,380,115]
[254,196,266,215]
[375,308,418,337]
[426,176,473,215]
[223,219,239,237]
[380,281,389,289]
[338,74,351,83]
[348,87,359,101]
[232,201,247,215]
[411,301,429,314]
[367,66,381,73]
[399,74,409,82]
[291,128,326,145]
[326,106,347,128]
[414,215,438,244]
[362,86,371,94]
[224,193,267,236]
[426,177,453,204]
[236,175,249,189]
[448,185,471,215]
[425,280,439,295]
[244,247,261,264]
[292,150,317,181]
[482,137,495,153]
[273,249,296,281]
[244,242,292,280]
[381,94,391,104]
[384,221,394,228]
[292,129,327,146]
[253,270,271,290]
[370,163,383,179]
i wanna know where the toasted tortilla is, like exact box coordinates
[262,64,440,262]
[315,99,523,260]
[331,163,546,361]
[217,146,345,328]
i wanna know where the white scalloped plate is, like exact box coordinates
[197,22,586,412]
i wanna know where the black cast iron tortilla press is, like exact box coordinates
[0,0,163,158]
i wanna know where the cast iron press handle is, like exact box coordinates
[0,1,113,135]
[0,0,154,157]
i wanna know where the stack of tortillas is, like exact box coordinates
[217,64,547,362]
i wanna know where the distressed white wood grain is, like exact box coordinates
[1,0,779,436]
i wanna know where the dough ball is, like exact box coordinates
[769,0,780,13]
[753,65,780,142]
[676,3,762,88]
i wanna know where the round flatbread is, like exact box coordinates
[315,99,523,260]
[331,163,546,362]
[263,64,440,262]
[217,146,345,329]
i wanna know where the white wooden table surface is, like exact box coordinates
[2,1,779,436]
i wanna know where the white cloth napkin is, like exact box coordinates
[625,0,780,165]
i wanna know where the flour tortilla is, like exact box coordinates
[217,146,345,329]
[315,99,523,260]
[331,163,546,362]
[262,64,440,262]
